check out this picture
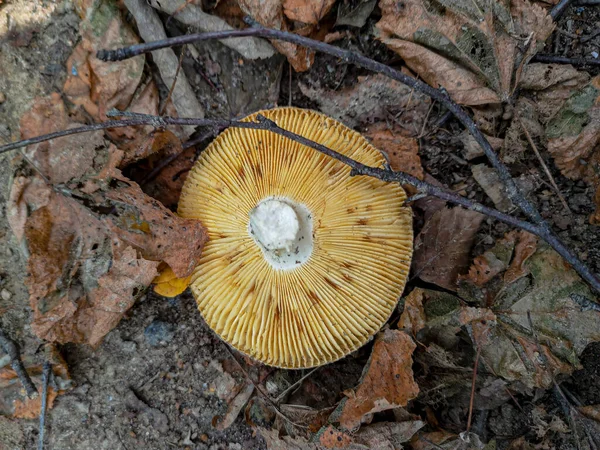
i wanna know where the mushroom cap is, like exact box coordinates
[178,107,413,369]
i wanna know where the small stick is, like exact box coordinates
[532,54,600,66]
[159,45,186,116]
[518,116,570,212]
[38,361,52,450]
[550,0,574,20]
[275,367,319,404]
[0,328,38,398]
[466,341,482,432]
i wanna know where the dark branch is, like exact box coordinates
[532,54,600,67]
[38,361,52,450]
[0,328,38,398]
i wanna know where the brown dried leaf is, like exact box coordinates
[398,288,426,336]
[213,382,255,430]
[413,207,485,291]
[546,75,600,224]
[299,74,431,132]
[353,421,425,449]
[63,0,145,120]
[376,0,555,106]
[316,425,353,448]
[336,329,418,431]
[283,0,335,24]
[237,0,320,71]
[365,122,423,194]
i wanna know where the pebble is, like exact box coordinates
[1,289,12,301]
[121,341,137,353]
[0,92,5,104]
[144,320,175,347]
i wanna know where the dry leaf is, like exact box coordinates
[335,329,419,431]
[316,425,353,448]
[413,206,485,291]
[460,230,518,287]
[377,0,555,105]
[237,0,321,71]
[458,232,600,388]
[258,427,317,449]
[546,75,600,224]
[283,0,336,24]
[398,288,426,336]
[354,421,425,449]
[299,73,431,132]
[64,0,144,120]
[213,382,255,430]
[0,345,72,418]
[471,164,514,213]
[365,122,423,194]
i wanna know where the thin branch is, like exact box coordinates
[275,367,320,404]
[466,342,482,433]
[518,116,570,212]
[38,361,52,450]
[94,27,546,228]
[532,54,600,66]
[550,0,574,20]
[0,328,38,398]
[93,27,600,293]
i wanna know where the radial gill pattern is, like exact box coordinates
[178,107,413,369]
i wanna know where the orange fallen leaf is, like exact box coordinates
[336,329,419,431]
[317,425,353,448]
[282,0,336,24]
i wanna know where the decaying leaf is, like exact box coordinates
[365,122,424,194]
[398,288,426,336]
[457,231,600,388]
[64,0,145,120]
[377,0,555,105]
[299,73,431,132]
[546,75,600,224]
[8,95,208,347]
[237,0,329,71]
[334,329,419,431]
[0,345,72,418]
[413,207,485,291]
[213,382,255,430]
[352,420,425,448]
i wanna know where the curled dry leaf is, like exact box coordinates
[457,231,600,389]
[237,0,330,71]
[64,0,145,120]
[334,329,419,431]
[413,206,485,291]
[0,345,72,418]
[398,288,426,336]
[376,0,554,106]
[546,75,600,224]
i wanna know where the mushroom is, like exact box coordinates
[178,107,413,369]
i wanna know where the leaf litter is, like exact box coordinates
[2,0,600,447]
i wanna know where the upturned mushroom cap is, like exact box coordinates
[178,107,413,369]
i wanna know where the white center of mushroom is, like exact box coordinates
[248,197,313,270]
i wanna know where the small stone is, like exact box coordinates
[122,341,137,353]
[144,320,175,347]
[0,92,5,104]
[1,289,12,301]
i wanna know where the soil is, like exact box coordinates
[1,1,600,450]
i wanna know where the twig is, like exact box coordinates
[1,112,600,293]
[274,367,319,404]
[91,28,600,291]
[94,28,548,227]
[532,54,600,66]
[38,361,52,450]
[551,0,575,20]
[159,44,186,116]
[518,116,570,212]
[0,328,38,398]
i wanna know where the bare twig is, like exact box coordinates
[551,0,575,20]
[466,342,482,433]
[532,54,600,66]
[0,328,38,398]
[159,44,186,116]
[1,111,599,293]
[518,116,570,212]
[38,361,52,450]
[274,367,319,404]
